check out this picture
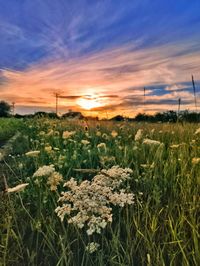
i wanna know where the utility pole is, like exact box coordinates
[55,93,59,115]
[192,75,197,112]
[178,98,181,116]
[12,102,15,116]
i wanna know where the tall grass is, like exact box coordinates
[0,118,199,265]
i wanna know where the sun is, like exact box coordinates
[77,97,103,110]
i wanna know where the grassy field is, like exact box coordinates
[0,118,24,145]
[0,118,200,266]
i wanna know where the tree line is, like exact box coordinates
[0,100,200,122]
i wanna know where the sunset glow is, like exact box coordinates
[0,1,200,117]
[77,97,104,110]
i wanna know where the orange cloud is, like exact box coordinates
[0,40,200,117]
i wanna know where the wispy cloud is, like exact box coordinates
[0,39,200,116]
[0,1,200,116]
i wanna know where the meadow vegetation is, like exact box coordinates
[0,117,199,265]
[0,118,24,143]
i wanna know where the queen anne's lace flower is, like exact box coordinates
[111,130,118,138]
[81,140,90,145]
[62,131,76,139]
[55,166,134,236]
[33,165,55,177]
[85,242,100,253]
[33,165,63,191]
[192,157,200,165]
[47,172,63,191]
[135,129,143,141]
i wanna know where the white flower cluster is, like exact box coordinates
[135,129,143,141]
[47,172,63,191]
[85,242,100,253]
[33,165,55,177]
[192,157,200,165]
[55,166,134,235]
[33,165,63,191]
[81,139,90,145]
[97,143,107,150]
[62,130,76,139]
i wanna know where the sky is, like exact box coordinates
[0,0,200,118]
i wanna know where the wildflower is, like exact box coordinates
[97,143,106,150]
[56,166,134,236]
[143,138,161,146]
[33,165,55,177]
[25,150,40,157]
[194,128,200,135]
[111,130,118,138]
[102,133,109,140]
[47,172,63,191]
[85,132,89,138]
[7,183,29,193]
[109,190,134,207]
[100,156,115,165]
[133,146,138,151]
[55,204,72,222]
[62,131,76,139]
[18,163,23,169]
[81,140,90,145]
[39,131,45,136]
[45,146,52,152]
[96,131,101,137]
[135,129,143,141]
[85,242,100,254]
[192,157,200,165]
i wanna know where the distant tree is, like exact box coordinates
[14,113,24,118]
[134,113,151,122]
[0,101,11,117]
[62,111,84,119]
[33,112,58,118]
[110,115,125,121]
[163,111,177,122]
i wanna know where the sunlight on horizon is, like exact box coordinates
[77,96,104,110]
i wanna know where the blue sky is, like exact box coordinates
[0,0,200,116]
